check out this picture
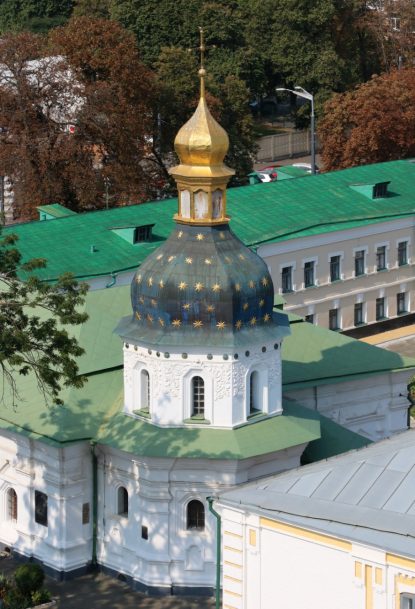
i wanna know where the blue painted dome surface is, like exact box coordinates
[130,223,275,337]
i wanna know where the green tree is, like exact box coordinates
[0,0,73,33]
[0,229,88,406]
[72,0,111,18]
[318,68,415,171]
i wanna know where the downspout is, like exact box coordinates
[90,441,98,567]
[105,272,117,288]
[207,496,221,609]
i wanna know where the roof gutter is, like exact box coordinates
[207,496,221,609]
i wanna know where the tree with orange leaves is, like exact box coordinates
[318,68,415,171]
[0,17,158,219]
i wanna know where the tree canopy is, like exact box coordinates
[0,18,158,218]
[0,229,88,406]
[318,68,415,171]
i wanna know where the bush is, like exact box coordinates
[30,588,51,606]
[14,564,44,597]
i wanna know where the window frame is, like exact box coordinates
[354,302,364,326]
[191,376,205,418]
[304,260,315,288]
[398,241,408,267]
[34,490,48,527]
[376,245,387,271]
[329,308,340,331]
[329,255,341,282]
[7,488,17,522]
[281,266,293,293]
[117,486,129,518]
[354,250,365,277]
[376,297,386,321]
[186,500,205,531]
[397,292,407,315]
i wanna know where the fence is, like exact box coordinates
[256,130,318,163]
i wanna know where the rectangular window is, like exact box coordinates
[82,502,90,525]
[141,525,148,540]
[329,308,339,331]
[133,225,152,243]
[281,266,293,293]
[304,314,314,324]
[34,491,48,527]
[397,292,407,315]
[354,303,364,326]
[401,593,415,609]
[376,297,385,321]
[376,246,386,271]
[355,250,365,276]
[304,261,315,288]
[330,255,341,282]
[398,241,408,266]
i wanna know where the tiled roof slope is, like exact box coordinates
[218,429,415,559]
[5,160,415,282]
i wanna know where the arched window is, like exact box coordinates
[7,488,17,522]
[187,500,205,530]
[249,371,260,414]
[140,369,150,411]
[117,487,128,517]
[192,376,205,417]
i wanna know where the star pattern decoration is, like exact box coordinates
[263,313,271,323]
[239,254,245,261]
[259,299,265,307]
[136,274,142,284]
[139,296,145,304]
[193,320,203,328]
[262,277,269,286]
[235,283,241,292]
[195,282,204,292]
[206,304,215,312]
[235,320,242,330]
[216,321,226,330]
[168,255,176,262]
[185,257,193,264]
[178,281,187,290]
[219,232,225,239]
[159,280,164,288]
[147,314,154,323]
[156,254,163,260]
[205,258,212,265]
[159,318,165,327]
[249,280,255,289]
[183,303,191,310]
[243,303,249,311]
[250,316,257,326]
[172,319,181,327]
[148,277,153,287]
[135,311,141,320]
[212,283,221,292]
[224,256,231,263]
[177,231,183,239]
[196,233,204,241]
[151,299,157,306]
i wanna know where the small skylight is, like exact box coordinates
[109,223,155,245]
[349,181,390,200]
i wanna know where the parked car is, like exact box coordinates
[248,168,278,184]
[292,163,320,174]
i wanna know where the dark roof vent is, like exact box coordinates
[349,181,390,200]
[109,223,155,245]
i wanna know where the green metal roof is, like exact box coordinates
[36,203,77,218]
[5,160,415,282]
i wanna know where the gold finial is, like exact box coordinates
[199,27,206,99]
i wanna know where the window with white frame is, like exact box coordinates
[140,369,150,412]
[330,255,341,282]
[397,292,407,315]
[7,488,17,522]
[186,500,205,530]
[304,261,315,288]
[281,266,293,293]
[192,376,205,417]
[249,371,261,414]
[401,593,415,609]
[354,302,364,326]
[398,241,408,266]
[329,308,340,331]
[376,297,386,320]
[34,491,48,527]
[355,250,365,276]
[117,486,128,517]
[376,245,387,271]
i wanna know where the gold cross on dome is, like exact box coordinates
[199,27,205,70]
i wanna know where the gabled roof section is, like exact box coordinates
[37,203,77,219]
[4,160,415,282]
[217,430,415,559]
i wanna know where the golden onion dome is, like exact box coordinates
[174,68,229,167]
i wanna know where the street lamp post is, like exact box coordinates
[276,86,316,175]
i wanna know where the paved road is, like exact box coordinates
[0,556,216,609]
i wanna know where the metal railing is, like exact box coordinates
[256,130,318,163]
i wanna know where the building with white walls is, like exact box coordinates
[216,429,415,609]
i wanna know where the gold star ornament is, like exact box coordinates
[216,321,226,330]
[185,257,193,264]
[195,282,204,292]
[193,320,203,328]
[263,313,271,323]
[212,283,221,292]
[250,316,257,326]
[262,277,269,287]
[178,281,187,290]
[172,319,181,327]
[235,320,242,330]
[196,233,204,241]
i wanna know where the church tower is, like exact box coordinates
[118,38,290,429]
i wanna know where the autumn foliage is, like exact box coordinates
[0,18,157,218]
[318,68,415,172]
